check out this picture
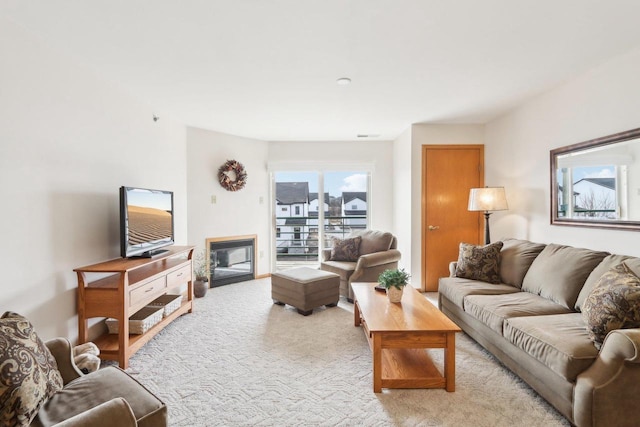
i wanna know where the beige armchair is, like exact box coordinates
[31,338,167,427]
[320,230,401,302]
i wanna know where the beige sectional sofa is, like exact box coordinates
[438,239,640,427]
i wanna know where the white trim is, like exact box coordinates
[269,173,276,274]
[267,160,375,172]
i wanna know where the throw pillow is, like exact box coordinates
[582,263,640,349]
[454,241,504,284]
[329,236,362,262]
[0,312,64,427]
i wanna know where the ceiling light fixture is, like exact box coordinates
[336,77,352,85]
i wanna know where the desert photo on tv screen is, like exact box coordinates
[127,205,172,244]
[126,188,172,245]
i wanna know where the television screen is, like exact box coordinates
[120,186,174,258]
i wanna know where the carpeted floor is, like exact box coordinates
[125,278,570,426]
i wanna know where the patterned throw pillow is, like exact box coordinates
[329,236,362,262]
[0,312,64,426]
[454,241,504,284]
[582,263,640,349]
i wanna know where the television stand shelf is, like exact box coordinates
[74,246,195,369]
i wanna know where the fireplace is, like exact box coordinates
[206,235,256,287]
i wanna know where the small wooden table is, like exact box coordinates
[352,282,461,393]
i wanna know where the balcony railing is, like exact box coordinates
[558,208,616,219]
[276,215,367,263]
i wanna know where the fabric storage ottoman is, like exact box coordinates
[271,267,340,315]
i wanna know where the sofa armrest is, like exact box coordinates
[574,328,640,427]
[347,250,402,293]
[322,248,332,262]
[599,328,640,363]
[46,338,83,385]
[53,397,137,427]
[355,249,402,270]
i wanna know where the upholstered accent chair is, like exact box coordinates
[34,338,167,427]
[319,230,401,302]
[0,310,167,427]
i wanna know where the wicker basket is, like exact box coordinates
[106,306,163,335]
[146,294,182,318]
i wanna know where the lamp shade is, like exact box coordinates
[468,187,508,212]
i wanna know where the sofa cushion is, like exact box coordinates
[521,244,609,309]
[350,230,394,255]
[454,241,504,284]
[504,313,598,382]
[33,366,166,427]
[575,255,639,311]
[329,236,361,261]
[582,263,640,349]
[0,312,64,427]
[318,260,357,282]
[499,239,546,288]
[438,277,520,309]
[464,293,572,334]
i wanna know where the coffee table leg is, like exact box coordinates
[373,333,382,393]
[354,300,361,327]
[445,332,456,392]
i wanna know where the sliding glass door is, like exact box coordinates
[322,171,368,249]
[274,172,318,268]
[273,170,369,271]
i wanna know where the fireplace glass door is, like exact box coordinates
[208,238,255,287]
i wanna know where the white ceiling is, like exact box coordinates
[3,0,640,141]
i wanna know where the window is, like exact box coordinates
[276,227,281,238]
[557,165,619,219]
[281,207,287,212]
[273,170,369,269]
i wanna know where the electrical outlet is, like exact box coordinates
[211,195,217,204]
[259,196,264,204]
[260,250,264,258]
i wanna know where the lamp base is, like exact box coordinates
[484,212,492,245]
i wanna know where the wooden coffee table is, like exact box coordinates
[352,282,461,393]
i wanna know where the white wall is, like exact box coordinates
[186,127,271,276]
[0,18,188,341]
[268,140,395,232]
[409,124,485,288]
[486,47,640,256]
[392,127,412,273]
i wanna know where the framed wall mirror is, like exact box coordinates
[551,127,640,231]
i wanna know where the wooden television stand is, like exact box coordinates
[74,246,195,369]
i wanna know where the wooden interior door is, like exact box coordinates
[422,145,484,291]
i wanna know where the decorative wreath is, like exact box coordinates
[218,159,247,192]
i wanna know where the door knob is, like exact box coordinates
[428,225,440,231]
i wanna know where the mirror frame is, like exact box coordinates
[550,127,640,231]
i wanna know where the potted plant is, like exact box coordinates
[378,268,410,303]
[193,249,209,298]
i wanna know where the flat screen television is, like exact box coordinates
[120,186,175,258]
